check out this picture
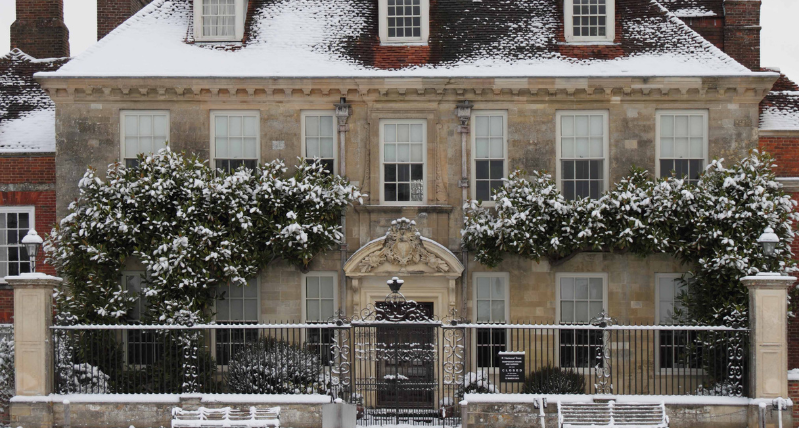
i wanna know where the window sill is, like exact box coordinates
[354,204,454,213]
[558,41,619,46]
[380,41,429,47]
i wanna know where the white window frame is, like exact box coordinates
[555,110,610,200]
[655,110,709,182]
[0,206,35,284]
[470,110,509,205]
[379,118,428,206]
[210,110,261,171]
[120,110,170,165]
[472,272,510,370]
[300,271,339,323]
[555,272,608,371]
[655,273,704,374]
[564,0,615,43]
[378,0,430,45]
[193,0,248,42]
[301,110,338,175]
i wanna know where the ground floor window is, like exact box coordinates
[303,273,337,365]
[0,207,34,280]
[215,278,259,365]
[558,274,605,368]
[657,273,702,370]
[474,273,508,368]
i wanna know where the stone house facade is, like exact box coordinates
[19,0,799,402]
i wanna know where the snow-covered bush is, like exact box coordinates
[457,371,497,398]
[226,338,324,394]
[522,366,585,394]
[45,148,363,324]
[0,332,14,425]
[463,151,798,324]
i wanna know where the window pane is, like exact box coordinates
[477,279,490,298]
[215,116,228,137]
[689,115,703,137]
[561,301,574,322]
[476,116,489,137]
[661,137,674,158]
[384,144,396,162]
[575,278,589,299]
[561,116,574,136]
[243,116,257,137]
[410,143,423,162]
[320,116,334,135]
[410,124,423,142]
[320,277,334,298]
[561,137,574,158]
[490,137,503,158]
[589,115,603,136]
[661,115,674,137]
[321,299,334,319]
[477,300,490,322]
[125,116,138,137]
[489,116,503,137]
[397,124,409,142]
[560,277,574,299]
[306,116,319,136]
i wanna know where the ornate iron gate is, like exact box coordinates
[331,277,465,427]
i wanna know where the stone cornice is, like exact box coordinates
[34,75,779,103]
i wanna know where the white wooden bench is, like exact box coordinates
[172,406,280,428]
[558,401,668,428]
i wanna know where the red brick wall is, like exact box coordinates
[681,17,725,51]
[760,136,799,177]
[723,0,761,70]
[97,0,152,40]
[0,155,57,323]
[0,156,55,184]
[9,0,69,59]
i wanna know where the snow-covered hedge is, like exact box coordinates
[226,338,325,394]
[0,331,13,424]
[45,148,363,324]
[462,152,798,324]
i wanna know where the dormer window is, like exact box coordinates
[564,0,615,43]
[193,0,248,42]
[379,0,429,45]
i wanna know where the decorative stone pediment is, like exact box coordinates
[344,218,463,278]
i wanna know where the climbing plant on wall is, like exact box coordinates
[461,151,798,324]
[45,148,363,325]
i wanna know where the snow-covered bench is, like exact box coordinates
[172,406,280,428]
[558,401,668,428]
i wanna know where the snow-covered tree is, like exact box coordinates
[462,151,798,324]
[45,148,363,324]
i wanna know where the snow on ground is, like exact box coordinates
[0,109,55,152]
[37,0,760,78]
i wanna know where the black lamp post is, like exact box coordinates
[21,229,43,273]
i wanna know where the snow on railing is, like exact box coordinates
[50,322,344,330]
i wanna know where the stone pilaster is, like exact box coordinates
[741,273,797,398]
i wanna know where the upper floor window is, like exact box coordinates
[0,207,34,281]
[211,110,260,173]
[471,111,508,203]
[302,111,337,174]
[564,0,615,43]
[193,0,247,42]
[379,0,430,44]
[380,119,426,205]
[120,111,169,168]
[656,110,708,186]
[556,111,608,200]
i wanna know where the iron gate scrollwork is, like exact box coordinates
[333,277,464,427]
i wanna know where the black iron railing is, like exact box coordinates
[50,321,749,426]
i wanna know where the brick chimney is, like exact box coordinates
[723,0,761,71]
[10,0,70,59]
[97,0,152,40]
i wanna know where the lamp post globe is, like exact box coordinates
[757,227,779,257]
[21,229,44,273]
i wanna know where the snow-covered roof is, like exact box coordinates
[0,49,67,153]
[38,0,761,79]
[656,0,722,17]
[761,91,799,132]
[760,74,799,132]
